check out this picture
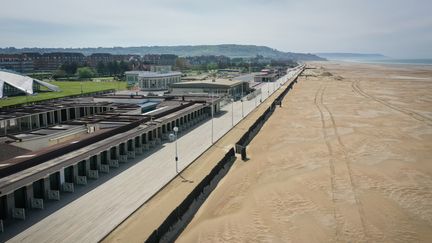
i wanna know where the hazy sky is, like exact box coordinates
[1,0,431,58]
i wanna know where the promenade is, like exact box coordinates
[7,69,300,242]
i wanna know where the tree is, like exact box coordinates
[119,61,129,74]
[175,57,189,70]
[96,62,107,76]
[76,67,96,79]
[60,62,78,76]
[206,62,218,71]
[53,69,67,79]
[107,61,120,76]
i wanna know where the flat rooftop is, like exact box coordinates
[170,78,245,89]
[0,97,113,121]
[125,71,182,78]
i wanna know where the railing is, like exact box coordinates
[145,148,236,243]
[145,67,305,243]
[234,70,303,159]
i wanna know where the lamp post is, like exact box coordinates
[231,98,234,127]
[211,92,214,144]
[267,79,270,98]
[241,83,244,118]
[169,126,179,174]
[260,87,263,102]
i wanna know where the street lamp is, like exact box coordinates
[169,126,179,174]
[241,83,244,118]
[211,92,214,144]
[231,98,234,127]
[260,87,263,102]
[267,79,270,98]
[241,98,244,118]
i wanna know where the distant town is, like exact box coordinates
[0,45,306,108]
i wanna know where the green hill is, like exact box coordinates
[1,44,324,61]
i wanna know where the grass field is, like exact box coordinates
[0,81,127,107]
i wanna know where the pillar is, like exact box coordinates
[119,143,128,163]
[85,158,91,176]
[66,109,70,121]
[43,177,50,199]
[35,114,40,129]
[130,139,135,152]
[115,145,121,159]
[99,152,109,173]
[29,115,33,131]
[57,110,61,124]
[155,127,161,145]
[105,150,111,163]
[73,164,79,183]
[25,184,33,209]
[6,193,14,218]
[96,154,102,171]
[135,136,142,154]
[59,168,65,185]
[17,118,22,132]
[43,113,48,127]
[142,133,149,151]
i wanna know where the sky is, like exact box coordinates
[1,0,431,58]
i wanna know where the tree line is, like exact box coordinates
[53,61,131,79]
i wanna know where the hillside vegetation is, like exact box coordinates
[1,44,324,61]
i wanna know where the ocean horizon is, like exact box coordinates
[334,58,432,65]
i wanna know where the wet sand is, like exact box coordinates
[177,62,432,242]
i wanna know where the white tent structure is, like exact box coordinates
[0,70,60,98]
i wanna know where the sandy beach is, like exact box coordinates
[177,62,432,242]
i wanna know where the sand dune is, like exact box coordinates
[177,62,432,242]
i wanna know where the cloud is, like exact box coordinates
[0,0,431,58]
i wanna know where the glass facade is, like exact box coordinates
[3,82,25,97]
[138,76,181,90]
[126,75,138,86]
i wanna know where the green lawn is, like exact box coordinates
[0,81,127,108]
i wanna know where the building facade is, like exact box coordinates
[125,71,182,90]
[0,54,34,73]
[36,52,86,71]
[142,54,178,66]
[0,53,141,73]
[169,79,250,100]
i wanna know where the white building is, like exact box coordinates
[0,70,60,98]
[125,71,182,91]
[169,79,250,100]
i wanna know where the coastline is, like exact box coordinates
[323,58,432,66]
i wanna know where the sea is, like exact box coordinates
[331,58,432,65]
